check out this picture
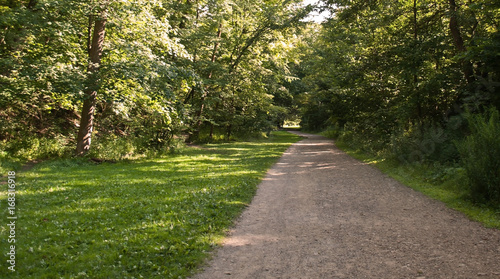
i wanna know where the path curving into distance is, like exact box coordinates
[193,131,500,278]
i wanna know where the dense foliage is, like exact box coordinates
[457,109,500,203]
[0,0,308,161]
[296,0,500,203]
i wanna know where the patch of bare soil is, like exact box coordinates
[192,132,500,279]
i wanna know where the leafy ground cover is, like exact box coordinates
[333,140,500,230]
[0,131,301,279]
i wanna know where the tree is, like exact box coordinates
[76,11,107,156]
[0,0,89,144]
[0,0,312,159]
[180,0,310,141]
[297,0,499,157]
[448,0,474,85]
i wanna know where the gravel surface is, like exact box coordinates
[193,132,500,279]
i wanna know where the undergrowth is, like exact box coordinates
[456,108,500,203]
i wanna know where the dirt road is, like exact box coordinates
[193,132,500,278]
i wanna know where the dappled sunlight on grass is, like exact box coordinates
[0,131,301,279]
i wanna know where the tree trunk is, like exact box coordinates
[189,23,222,142]
[209,122,214,140]
[448,0,475,85]
[76,17,106,156]
[26,0,37,9]
[413,0,423,125]
[226,124,232,141]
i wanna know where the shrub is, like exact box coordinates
[389,119,463,165]
[320,125,342,139]
[456,108,500,204]
[337,121,389,155]
[88,134,136,160]
[1,135,71,161]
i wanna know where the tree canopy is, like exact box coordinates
[1,0,310,157]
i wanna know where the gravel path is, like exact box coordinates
[193,132,500,279]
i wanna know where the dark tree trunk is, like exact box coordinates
[209,122,214,140]
[413,0,423,123]
[448,0,475,85]
[76,17,106,156]
[26,0,37,9]
[226,124,232,141]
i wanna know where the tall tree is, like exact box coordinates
[76,13,106,156]
[298,0,499,161]
[448,0,475,85]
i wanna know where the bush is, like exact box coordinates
[456,108,500,204]
[88,134,137,160]
[0,135,72,173]
[1,135,71,161]
[320,125,342,139]
[337,121,389,155]
[0,150,23,174]
[389,119,463,165]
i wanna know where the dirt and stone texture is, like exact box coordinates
[193,132,500,279]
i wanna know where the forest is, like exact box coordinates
[1,0,499,204]
[0,1,499,277]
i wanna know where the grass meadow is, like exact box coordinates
[0,131,301,278]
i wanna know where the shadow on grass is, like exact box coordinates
[0,131,301,279]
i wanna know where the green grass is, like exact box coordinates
[334,140,500,230]
[0,131,301,279]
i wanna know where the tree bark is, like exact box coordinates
[76,17,106,156]
[448,0,475,85]
[413,0,423,123]
[26,0,37,9]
